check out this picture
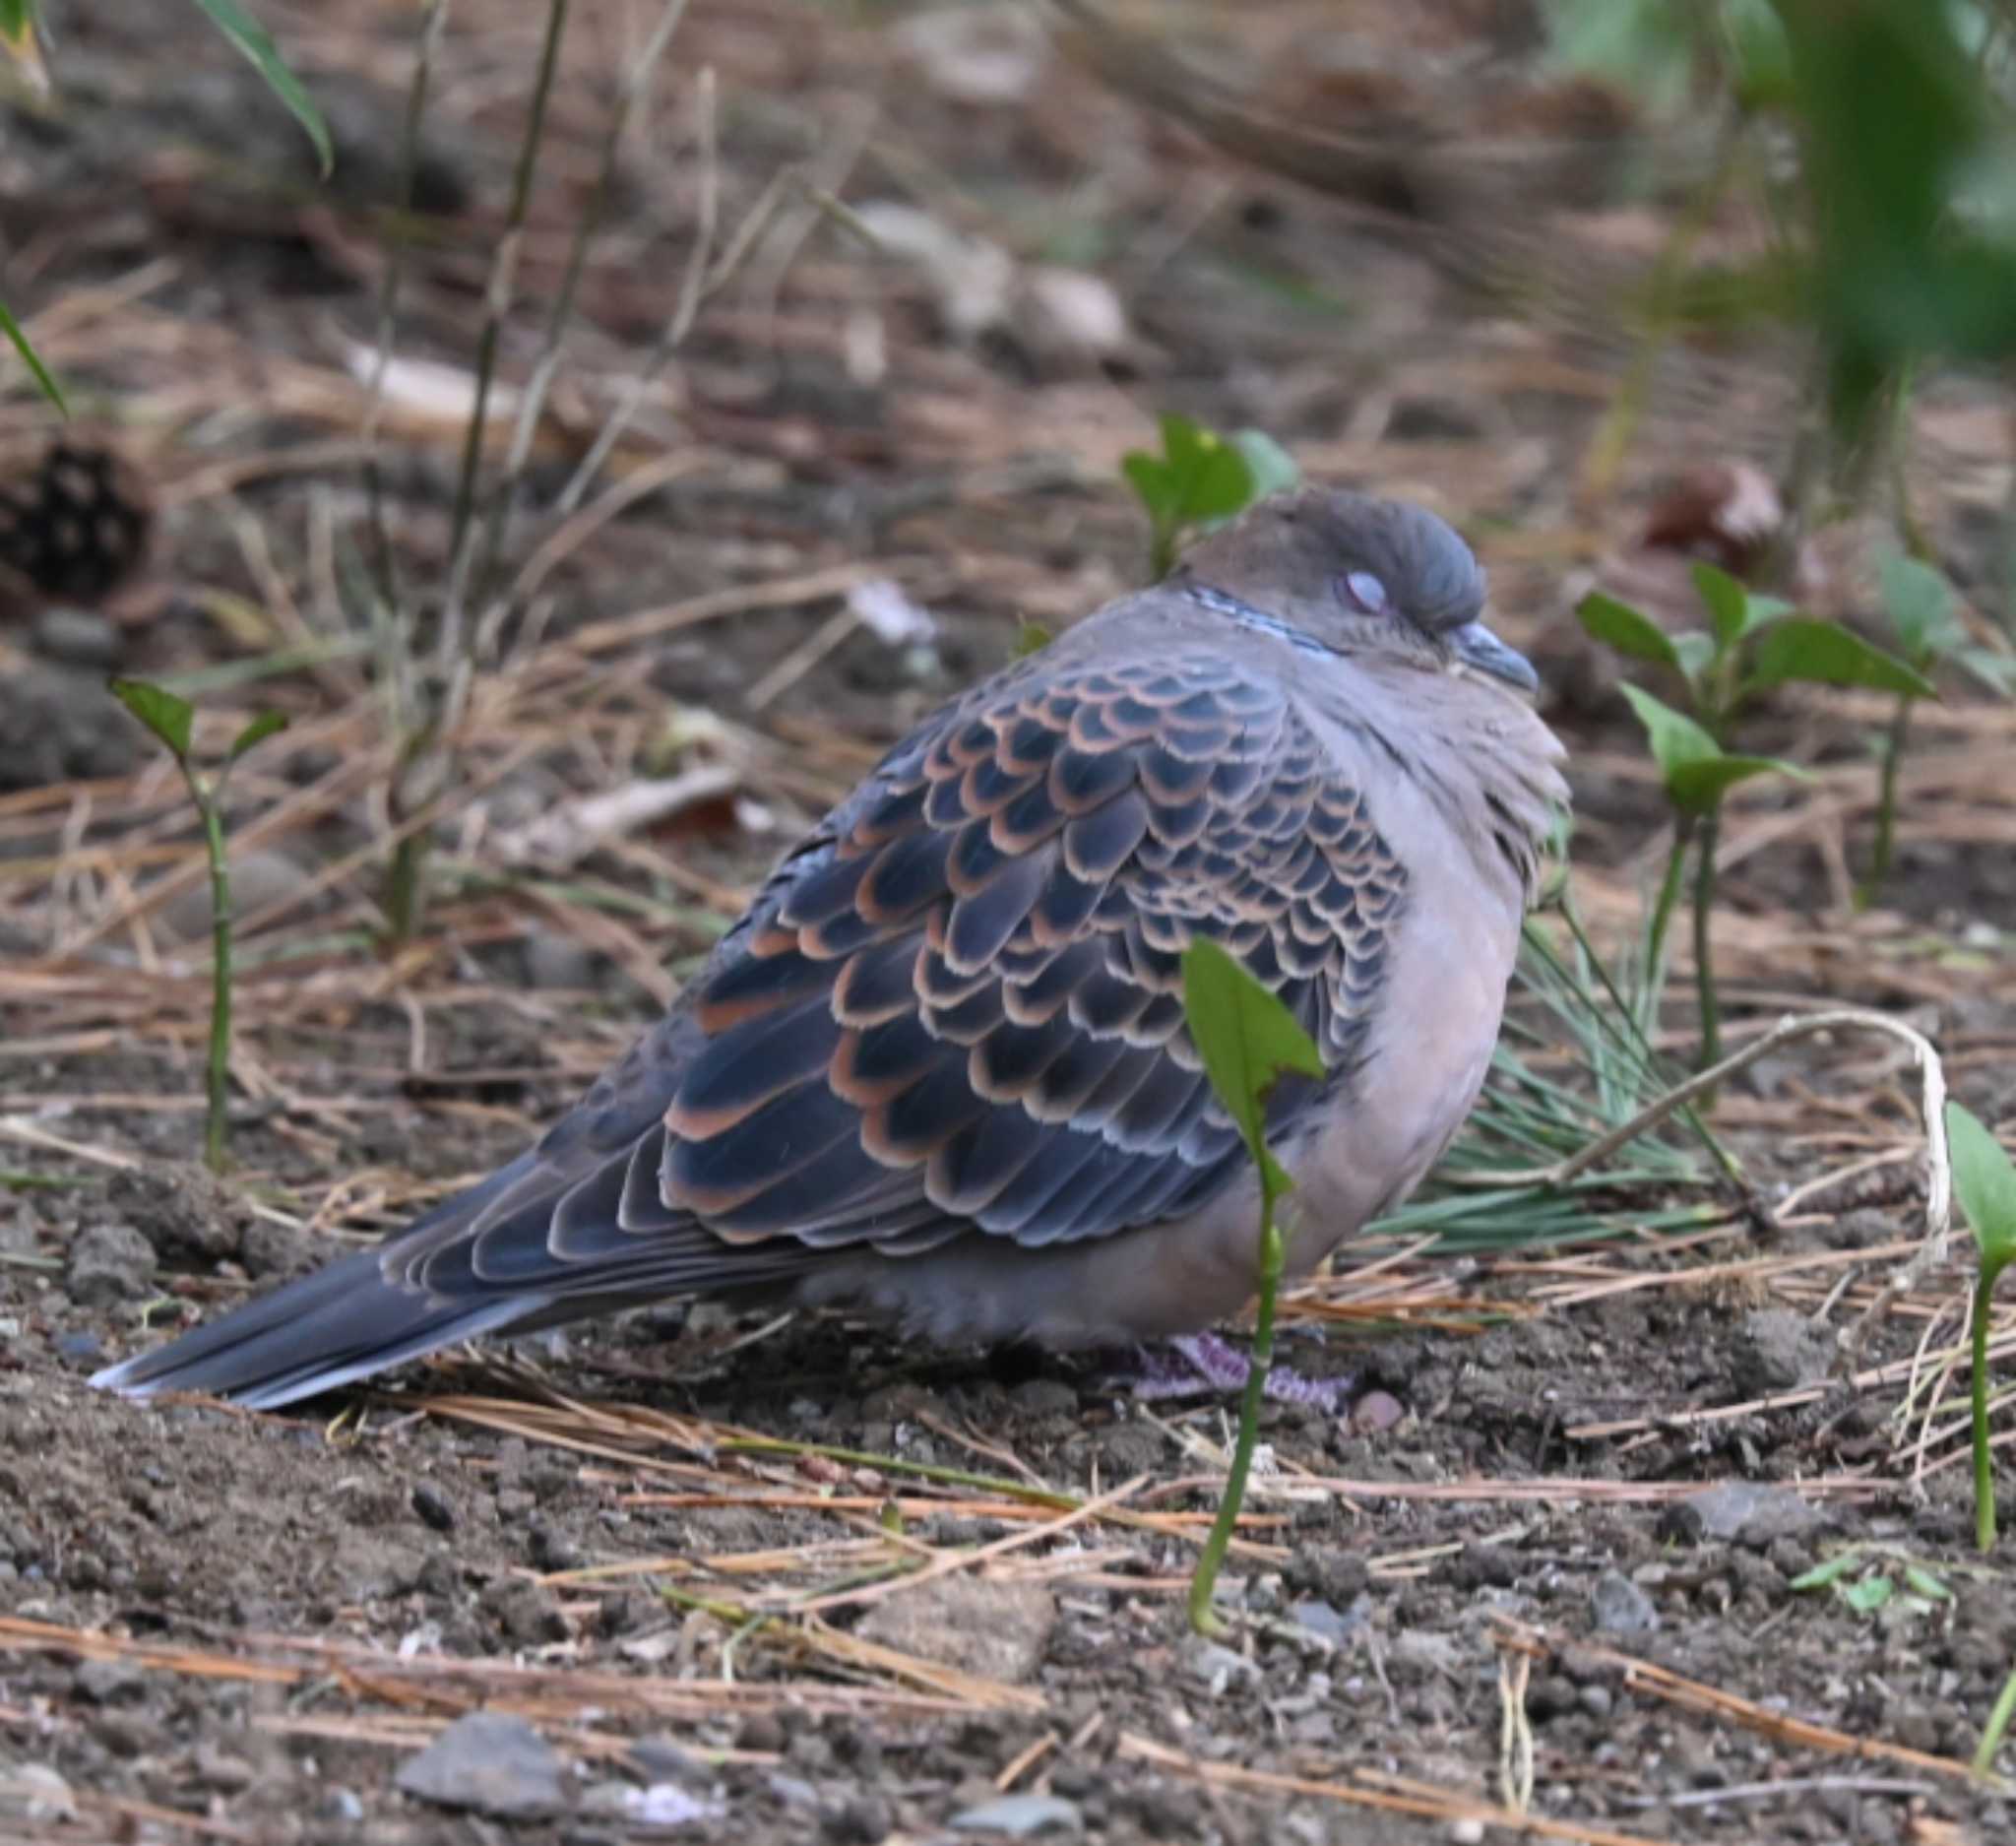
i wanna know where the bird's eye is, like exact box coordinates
[1338,569,1389,613]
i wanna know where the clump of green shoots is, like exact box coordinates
[1577,563,1932,1069]
[1178,936,1324,1637]
[1945,1101,2016,1556]
[109,680,288,1173]
[1861,555,2016,907]
[1122,414,1299,580]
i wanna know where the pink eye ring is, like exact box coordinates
[1339,569,1389,613]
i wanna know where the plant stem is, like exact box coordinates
[1976,1261,2006,1554]
[1858,693,1915,910]
[1978,1660,2016,1776]
[1188,1175,1285,1636]
[1640,814,1694,1033]
[196,788,233,1173]
[1691,803,1722,1074]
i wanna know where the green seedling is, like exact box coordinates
[1122,415,1298,580]
[1862,555,2016,906]
[1947,1101,2016,1554]
[1790,1547,1954,1619]
[109,679,289,1173]
[1178,936,1324,1636]
[1578,563,1932,1071]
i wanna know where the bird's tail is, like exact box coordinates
[90,1153,559,1410]
[88,1245,543,1410]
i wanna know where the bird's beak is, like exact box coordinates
[1449,619,1539,693]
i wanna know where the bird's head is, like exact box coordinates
[1173,486,1538,694]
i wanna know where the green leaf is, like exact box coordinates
[1576,593,1688,673]
[1665,752,1808,812]
[1947,1101,2016,1280]
[1746,618,1938,698]
[109,678,195,759]
[0,298,64,415]
[0,0,32,39]
[1880,552,1964,666]
[1790,1552,1859,1591]
[1120,451,1181,529]
[1181,937,1324,1192]
[1842,1573,1894,1614]
[1617,682,1720,775]
[1160,414,1256,525]
[1011,618,1053,660]
[187,0,332,177]
[1903,1563,1954,1602]
[1691,561,1751,650]
[1228,429,1300,503]
[1957,647,2016,698]
[1671,631,1716,684]
[227,710,289,761]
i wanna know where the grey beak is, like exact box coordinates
[1450,619,1538,692]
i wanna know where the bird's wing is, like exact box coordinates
[398,642,1410,1300]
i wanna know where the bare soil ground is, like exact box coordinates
[3,3,2016,1843]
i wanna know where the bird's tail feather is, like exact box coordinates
[88,1245,549,1409]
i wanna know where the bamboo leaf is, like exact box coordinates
[187,0,333,177]
[0,298,64,414]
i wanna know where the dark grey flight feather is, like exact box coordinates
[93,487,1562,1410]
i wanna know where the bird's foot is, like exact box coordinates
[1109,1332,1355,1414]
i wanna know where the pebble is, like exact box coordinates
[32,607,120,669]
[1181,1637,1259,1695]
[855,1576,1054,1684]
[393,1711,565,1818]
[1289,1597,1366,1646]
[1663,1482,1824,1549]
[0,663,141,790]
[949,1792,1084,1836]
[410,1482,456,1533]
[1589,1569,1661,1635]
[64,1222,158,1305]
[53,1330,103,1364]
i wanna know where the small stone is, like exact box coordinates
[32,607,120,669]
[318,1789,365,1824]
[192,1743,256,1791]
[0,663,139,789]
[158,850,313,946]
[0,1764,76,1821]
[65,1222,157,1306]
[1289,1598,1366,1646]
[1578,1684,1613,1719]
[528,1520,580,1571]
[481,1578,568,1645]
[54,1330,103,1365]
[950,1792,1083,1836]
[1731,1309,1834,1394]
[71,1658,148,1705]
[238,1220,309,1280]
[108,1163,243,1263]
[411,1482,456,1533]
[521,927,598,991]
[1181,1637,1258,1694]
[1590,1569,1660,1635]
[825,1794,894,1842]
[735,1712,786,1754]
[394,1711,565,1818]
[1663,1482,1824,1549]
[854,1576,1054,1684]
